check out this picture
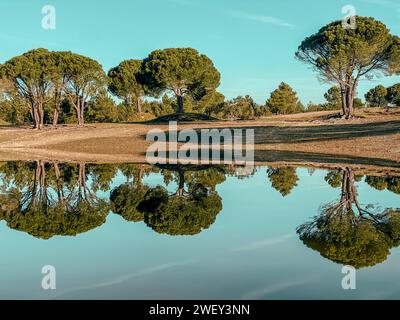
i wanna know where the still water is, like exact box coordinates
[0,161,399,299]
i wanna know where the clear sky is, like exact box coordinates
[1,0,400,104]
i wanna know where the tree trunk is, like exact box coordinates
[30,103,34,125]
[81,100,85,125]
[53,90,61,127]
[345,88,354,119]
[78,162,87,200]
[35,100,45,130]
[344,88,351,119]
[40,109,44,130]
[74,96,85,126]
[52,108,59,127]
[177,168,185,196]
[342,168,356,212]
[135,97,142,113]
[34,105,42,130]
[81,108,85,125]
[78,108,83,125]
[173,87,185,114]
[340,85,355,119]
[177,95,184,114]
[340,85,346,116]
[138,167,144,188]
[31,102,39,129]
[342,74,360,119]
[77,100,85,126]
[54,162,63,203]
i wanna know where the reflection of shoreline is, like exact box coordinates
[0,116,399,166]
[0,149,399,176]
[0,162,398,242]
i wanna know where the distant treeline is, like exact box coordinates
[0,45,399,128]
[0,47,295,127]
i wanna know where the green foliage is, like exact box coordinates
[127,95,179,119]
[386,84,400,106]
[0,78,30,124]
[108,166,227,236]
[115,102,152,122]
[1,48,59,128]
[366,176,400,194]
[384,210,400,245]
[296,16,400,118]
[50,99,77,124]
[0,162,120,239]
[1,191,109,240]
[365,176,388,191]
[0,49,107,127]
[365,85,388,108]
[388,35,400,74]
[387,177,400,194]
[2,49,56,90]
[157,94,181,115]
[86,94,118,123]
[305,102,325,112]
[267,167,299,196]
[324,86,341,109]
[199,91,225,116]
[108,60,146,102]
[110,183,148,222]
[60,51,106,90]
[113,166,227,236]
[185,167,226,191]
[140,186,223,236]
[325,171,342,188]
[299,168,400,269]
[108,59,149,114]
[153,95,176,116]
[306,86,363,112]
[299,207,400,268]
[298,210,391,269]
[0,97,30,125]
[142,48,221,113]
[88,164,118,192]
[60,51,107,124]
[156,90,226,118]
[353,97,364,109]
[217,95,257,120]
[0,162,38,190]
[266,83,304,115]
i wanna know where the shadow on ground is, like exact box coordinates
[209,120,400,144]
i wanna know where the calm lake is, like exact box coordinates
[0,161,399,299]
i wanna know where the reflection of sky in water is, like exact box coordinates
[0,167,399,300]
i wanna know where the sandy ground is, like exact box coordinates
[0,108,399,174]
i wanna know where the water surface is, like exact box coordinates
[0,161,399,299]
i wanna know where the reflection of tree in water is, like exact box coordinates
[226,164,257,180]
[324,169,363,189]
[110,165,153,222]
[298,168,400,269]
[267,167,298,197]
[110,165,224,236]
[366,176,400,194]
[0,161,110,239]
[87,164,118,192]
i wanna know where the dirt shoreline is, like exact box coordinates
[0,108,399,175]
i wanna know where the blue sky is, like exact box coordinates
[1,0,400,104]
